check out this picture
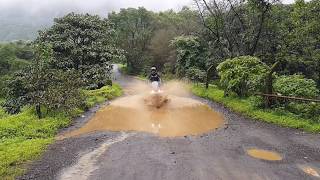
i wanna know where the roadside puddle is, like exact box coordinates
[298,165,320,178]
[247,149,282,161]
[61,92,224,138]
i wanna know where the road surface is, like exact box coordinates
[19,65,320,180]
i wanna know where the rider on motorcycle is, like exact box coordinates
[146,67,167,108]
[149,67,161,83]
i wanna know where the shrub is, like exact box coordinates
[84,84,122,108]
[248,96,265,108]
[286,102,320,121]
[186,67,206,82]
[0,75,10,97]
[0,84,122,179]
[191,84,320,132]
[170,36,206,77]
[217,56,269,97]
[274,74,319,98]
[2,71,29,114]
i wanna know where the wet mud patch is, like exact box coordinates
[62,91,224,138]
[247,149,283,161]
[298,164,320,178]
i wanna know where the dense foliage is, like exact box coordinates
[3,44,84,118]
[0,1,318,124]
[274,75,319,98]
[170,36,206,78]
[1,1,320,178]
[108,7,201,75]
[186,67,206,82]
[0,42,33,97]
[38,13,122,89]
[0,84,122,179]
[272,75,319,120]
[192,84,320,131]
[188,0,320,87]
[108,8,156,74]
[2,13,124,117]
[217,56,269,97]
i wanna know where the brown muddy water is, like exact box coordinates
[61,81,225,138]
[246,149,283,161]
[298,165,320,177]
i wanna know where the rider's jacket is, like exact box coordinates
[149,73,160,82]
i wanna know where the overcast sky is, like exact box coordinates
[0,0,192,17]
[0,0,297,17]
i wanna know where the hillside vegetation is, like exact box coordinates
[108,1,320,129]
[0,84,122,179]
[1,0,320,178]
[0,14,124,179]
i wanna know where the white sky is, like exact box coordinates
[0,0,193,16]
[0,0,297,17]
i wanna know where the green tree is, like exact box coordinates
[0,44,14,75]
[148,8,201,73]
[0,42,32,98]
[170,35,206,77]
[108,8,156,74]
[25,43,53,118]
[37,13,120,89]
[274,74,319,98]
[281,0,320,85]
[217,56,269,97]
[194,0,278,58]
[2,71,29,114]
[186,67,206,82]
[3,43,84,118]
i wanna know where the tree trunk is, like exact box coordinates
[36,103,42,119]
[205,64,215,89]
[265,72,273,108]
[205,75,209,89]
[318,62,320,88]
[264,62,279,108]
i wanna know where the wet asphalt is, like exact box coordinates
[18,65,320,180]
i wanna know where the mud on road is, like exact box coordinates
[18,65,320,180]
[61,81,225,138]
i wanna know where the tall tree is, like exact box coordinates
[108,8,156,74]
[148,8,201,72]
[194,0,279,58]
[3,43,84,117]
[37,13,121,89]
[283,0,320,85]
[170,35,207,77]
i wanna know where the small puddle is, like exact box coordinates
[61,81,224,138]
[247,149,282,161]
[298,165,320,177]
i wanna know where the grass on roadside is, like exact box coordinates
[0,99,8,119]
[191,84,320,133]
[84,83,122,108]
[0,84,123,179]
[117,63,128,74]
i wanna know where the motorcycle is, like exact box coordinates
[144,81,168,108]
[151,81,162,93]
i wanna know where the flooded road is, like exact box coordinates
[62,89,224,138]
[62,95,224,138]
[61,76,224,138]
[19,64,320,180]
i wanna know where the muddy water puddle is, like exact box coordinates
[298,165,320,177]
[62,93,224,138]
[247,149,282,161]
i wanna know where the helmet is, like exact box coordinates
[151,67,156,71]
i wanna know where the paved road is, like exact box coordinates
[19,65,320,180]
